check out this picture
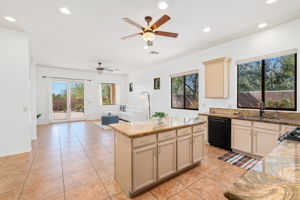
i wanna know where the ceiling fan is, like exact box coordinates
[121,14,178,47]
[95,62,120,73]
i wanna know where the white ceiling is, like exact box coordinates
[0,0,300,73]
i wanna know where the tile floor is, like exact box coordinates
[0,121,246,200]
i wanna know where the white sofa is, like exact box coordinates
[105,105,148,122]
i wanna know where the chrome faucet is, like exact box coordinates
[259,101,265,118]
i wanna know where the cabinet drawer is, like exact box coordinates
[133,135,156,148]
[253,122,280,131]
[232,119,252,127]
[177,127,192,137]
[158,130,176,142]
[193,125,205,133]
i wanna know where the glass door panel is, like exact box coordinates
[70,82,85,119]
[51,81,68,120]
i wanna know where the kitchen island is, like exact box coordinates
[110,117,205,197]
[224,139,300,200]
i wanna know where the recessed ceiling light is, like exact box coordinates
[4,16,16,22]
[158,1,168,10]
[258,22,268,28]
[203,27,211,33]
[59,7,71,15]
[266,0,277,4]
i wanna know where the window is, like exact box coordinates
[238,54,297,110]
[101,83,116,105]
[171,73,199,110]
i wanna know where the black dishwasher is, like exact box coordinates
[208,116,231,151]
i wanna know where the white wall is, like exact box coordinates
[0,27,32,156]
[127,18,300,118]
[36,66,127,124]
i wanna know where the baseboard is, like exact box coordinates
[0,147,32,157]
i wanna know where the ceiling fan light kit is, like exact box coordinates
[121,14,178,47]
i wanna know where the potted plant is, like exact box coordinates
[152,112,167,124]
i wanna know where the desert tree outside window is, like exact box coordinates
[237,53,297,111]
[171,72,199,110]
[101,83,116,105]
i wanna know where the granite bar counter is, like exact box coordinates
[224,139,300,200]
[109,117,205,138]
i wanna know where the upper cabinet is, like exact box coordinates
[203,57,231,98]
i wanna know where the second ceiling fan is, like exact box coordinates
[121,15,178,47]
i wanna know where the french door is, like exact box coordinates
[50,79,85,122]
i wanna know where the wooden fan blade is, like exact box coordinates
[155,31,178,38]
[121,33,142,40]
[122,18,144,30]
[150,15,171,30]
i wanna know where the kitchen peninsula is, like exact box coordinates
[110,117,205,197]
[224,139,300,200]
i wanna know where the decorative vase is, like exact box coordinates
[155,118,163,124]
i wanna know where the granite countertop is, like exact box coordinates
[199,112,300,126]
[109,117,205,138]
[224,139,300,200]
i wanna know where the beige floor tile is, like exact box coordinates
[102,176,122,196]
[112,191,156,200]
[174,168,206,186]
[189,177,227,200]
[64,168,99,190]
[95,165,114,178]
[20,177,63,200]
[168,188,203,200]
[0,165,30,178]
[0,186,23,200]
[196,160,221,175]
[207,165,246,187]
[45,193,64,200]
[25,166,62,187]
[0,174,27,194]
[31,157,61,171]
[150,179,185,200]
[62,159,93,175]
[65,180,109,200]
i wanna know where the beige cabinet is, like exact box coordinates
[177,135,192,170]
[132,144,157,191]
[252,128,279,157]
[192,133,204,163]
[157,139,176,180]
[232,125,252,154]
[203,57,231,98]
[114,124,204,197]
[198,115,208,143]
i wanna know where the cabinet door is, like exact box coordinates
[253,128,279,157]
[231,125,252,154]
[157,139,176,180]
[205,62,224,98]
[193,133,204,163]
[132,144,157,191]
[177,135,192,171]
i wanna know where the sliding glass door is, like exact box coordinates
[50,79,85,121]
[70,82,85,119]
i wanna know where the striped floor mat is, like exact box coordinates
[218,152,260,170]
